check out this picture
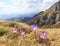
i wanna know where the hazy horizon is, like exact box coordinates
[0,0,59,19]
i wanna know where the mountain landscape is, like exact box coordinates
[8,16,31,22]
[26,1,60,28]
[0,1,60,46]
[7,12,39,22]
[8,1,60,28]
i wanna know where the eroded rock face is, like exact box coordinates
[26,1,60,28]
[50,1,60,11]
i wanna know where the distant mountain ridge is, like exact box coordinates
[7,12,39,22]
[8,16,31,22]
[26,1,60,28]
[8,1,60,28]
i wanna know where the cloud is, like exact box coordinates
[0,0,59,15]
[38,0,59,11]
[43,0,59,3]
[0,0,39,14]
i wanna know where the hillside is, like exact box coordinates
[26,1,60,28]
[0,1,60,46]
[7,13,39,22]
[0,21,60,46]
[51,22,60,28]
[8,16,31,22]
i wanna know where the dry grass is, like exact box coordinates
[0,21,60,46]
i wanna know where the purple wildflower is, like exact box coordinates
[39,31,47,39]
[12,28,17,33]
[20,30,25,35]
[30,24,38,32]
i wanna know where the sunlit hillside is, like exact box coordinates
[0,21,60,46]
[26,1,60,28]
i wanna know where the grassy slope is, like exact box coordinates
[0,21,60,46]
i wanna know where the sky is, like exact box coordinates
[0,0,59,19]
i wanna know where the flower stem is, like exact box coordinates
[34,32,37,41]
[42,42,43,46]
[14,33,15,38]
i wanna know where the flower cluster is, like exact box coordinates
[38,31,47,39]
[30,24,38,32]
[12,28,17,33]
[12,24,47,42]
[20,30,25,35]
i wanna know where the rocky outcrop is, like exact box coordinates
[26,1,60,28]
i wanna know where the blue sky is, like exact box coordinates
[0,0,59,19]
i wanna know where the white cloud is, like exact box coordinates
[43,0,59,3]
[0,0,59,15]
[0,0,35,14]
[43,0,54,3]
[38,0,59,11]
[0,2,6,7]
[12,0,28,6]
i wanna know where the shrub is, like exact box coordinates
[0,29,8,36]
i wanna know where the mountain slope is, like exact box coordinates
[8,16,31,22]
[26,1,60,28]
[0,21,60,46]
[7,12,39,22]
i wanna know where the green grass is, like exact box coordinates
[0,29,8,36]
